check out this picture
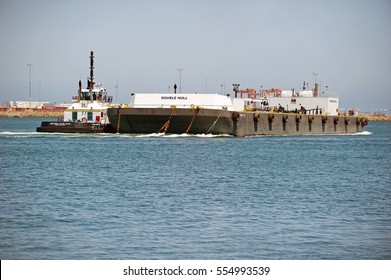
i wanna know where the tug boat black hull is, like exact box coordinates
[36,121,115,133]
[107,107,368,137]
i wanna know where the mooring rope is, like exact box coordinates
[116,107,121,133]
[205,111,224,134]
[157,108,176,133]
[185,107,200,134]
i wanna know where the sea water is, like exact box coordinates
[0,118,390,259]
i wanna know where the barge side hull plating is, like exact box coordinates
[107,108,368,137]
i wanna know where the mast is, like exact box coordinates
[78,80,82,101]
[89,51,94,99]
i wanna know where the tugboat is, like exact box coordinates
[37,51,114,133]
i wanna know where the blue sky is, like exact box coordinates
[1,0,390,111]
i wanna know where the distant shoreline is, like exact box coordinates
[0,110,63,119]
[0,110,390,122]
[364,114,391,122]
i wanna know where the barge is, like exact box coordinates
[107,84,368,137]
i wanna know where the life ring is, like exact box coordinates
[268,114,274,123]
[253,112,260,122]
[232,111,240,122]
[82,117,88,123]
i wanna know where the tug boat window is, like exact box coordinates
[72,111,77,121]
[88,112,93,121]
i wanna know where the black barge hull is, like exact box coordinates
[107,107,368,137]
[36,121,115,133]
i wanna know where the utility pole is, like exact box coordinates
[39,80,41,107]
[232,83,240,98]
[115,79,118,104]
[27,63,33,110]
[177,68,183,93]
[312,72,318,85]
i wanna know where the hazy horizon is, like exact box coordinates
[1,0,390,112]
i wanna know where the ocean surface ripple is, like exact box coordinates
[0,118,390,259]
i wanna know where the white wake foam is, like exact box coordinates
[354,131,372,135]
[135,133,232,138]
